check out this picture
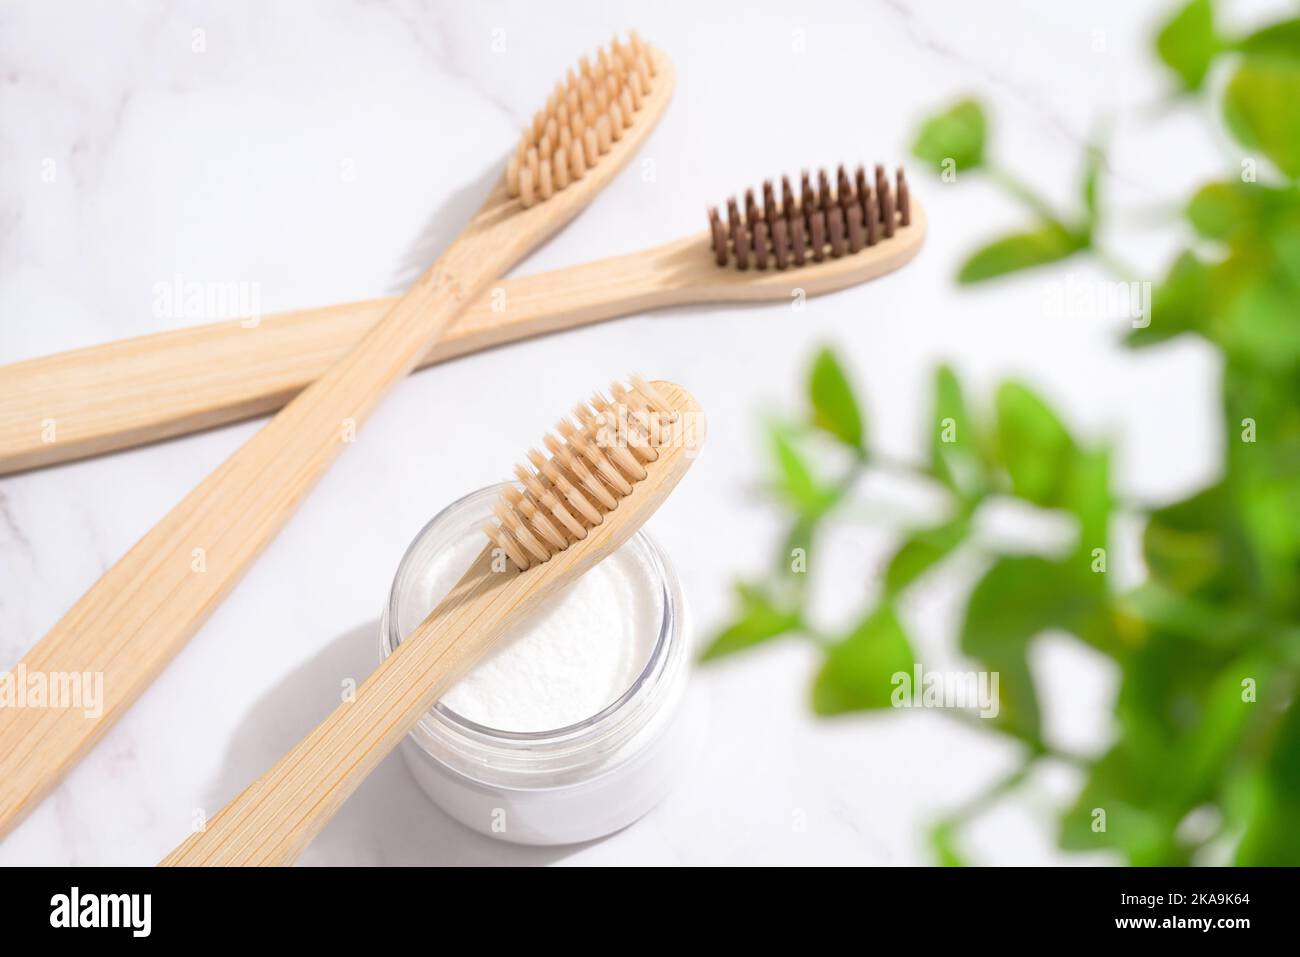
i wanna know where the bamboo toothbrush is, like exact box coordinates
[162,376,703,866]
[0,164,923,474]
[0,34,674,839]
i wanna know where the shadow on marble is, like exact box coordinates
[388,159,506,293]
[202,620,578,866]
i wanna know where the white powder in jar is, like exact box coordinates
[422,531,663,733]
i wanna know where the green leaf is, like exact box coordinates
[1059,746,1184,864]
[1125,251,1210,348]
[1065,633,1273,864]
[808,347,865,450]
[1081,142,1103,228]
[1192,248,1300,370]
[993,381,1076,507]
[911,98,987,173]
[1187,181,1256,242]
[1185,181,1300,246]
[1220,358,1300,603]
[1270,223,1300,287]
[883,518,969,597]
[1236,18,1300,62]
[1120,632,1238,751]
[960,556,1105,742]
[1117,583,1256,647]
[1237,698,1300,864]
[1175,184,1300,363]
[1172,654,1270,807]
[1063,445,1112,572]
[778,513,816,579]
[928,365,989,499]
[957,224,1087,283]
[700,581,802,661]
[1220,269,1300,369]
[766,422,838,517]
[1222,58,1300,178]
[1155,0,1219,91]
[928,821,967,867]
[811,606,914,714]
[1142,482,1258,601]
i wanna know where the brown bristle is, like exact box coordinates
[810,210,826,262]
[726,197,741,233]
[733,221,751,270]
[753,220,769,270]
[837,166,853,208]
[789,207,807,265]
[506,33,659,208]
[708,207,727,266]
[707,163,915,269]
[827,207,845,258]
[771,216,790,269]
[879,177,896,238]
[847,203,865,253]
[865,181,880,246]
[483,377,674,571]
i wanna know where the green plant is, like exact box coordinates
[701,0,1300,865]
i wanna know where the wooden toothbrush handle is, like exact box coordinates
[161,549,506,866]
[0,236,703,475]
[0,228,518,840]
[162,377,704,866]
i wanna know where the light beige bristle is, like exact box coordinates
[519,165,535,207]
[483,520,529,570]
[601,385,659,464]
[504,33,659,204]
[538,454,601,526]
[553,148,570,189]
[569,139,585,180]
[560,416,633,496]
[546,432,617,510]
[485,378,672,570]
[630,374,675,417]
[505,486,567,550]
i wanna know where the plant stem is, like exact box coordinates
[942,709,1090,767]
[1111,202,1183,229]
[869,452,934,481]
[1090,246,1143,282]
[936,758,1036,833]
[986,163,1067,226]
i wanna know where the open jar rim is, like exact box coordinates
[380,483,685,767]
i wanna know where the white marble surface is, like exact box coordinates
[0,0,1255,865]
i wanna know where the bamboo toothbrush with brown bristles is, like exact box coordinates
[162,376,703,866]
[0,164,923,474]
[0,33,674,839]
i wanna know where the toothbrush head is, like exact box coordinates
[484,376,701,571]
[708,164,917,270]
[506,33,667,209]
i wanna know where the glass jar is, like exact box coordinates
[379,484,691,846]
